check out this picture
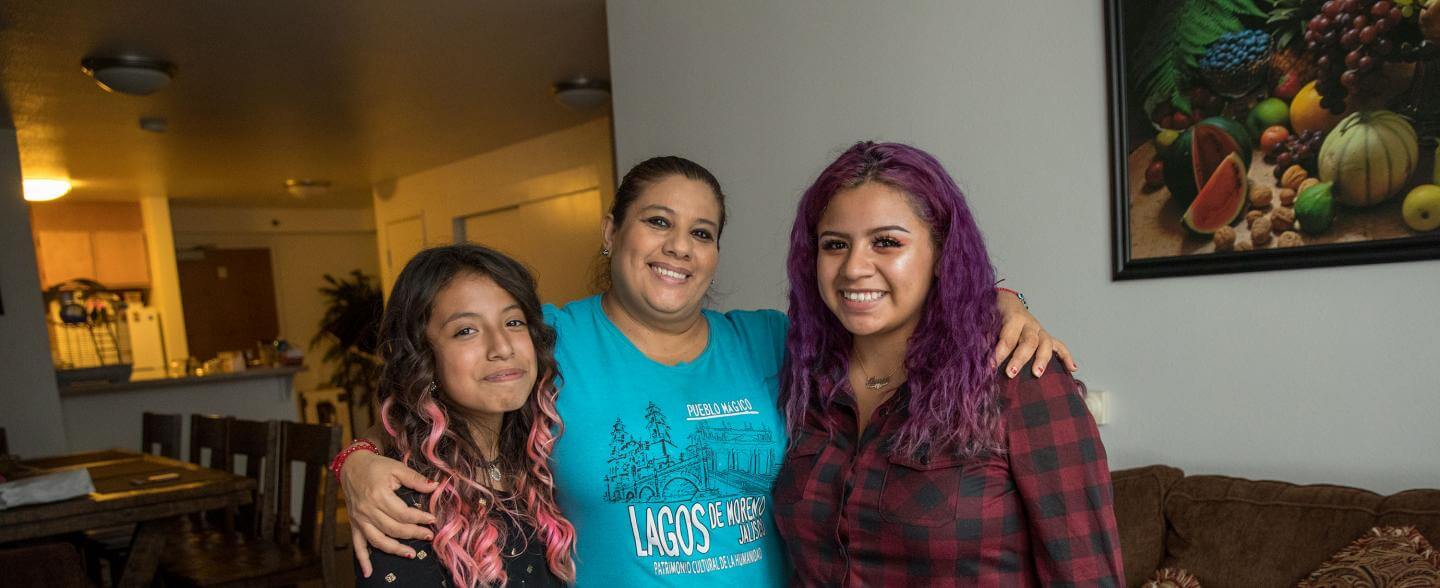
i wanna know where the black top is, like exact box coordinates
[356,488,563,587]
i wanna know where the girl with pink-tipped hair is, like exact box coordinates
[356,243,574,587]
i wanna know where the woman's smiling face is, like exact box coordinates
[603,174,722,322]
[815,181,937,341]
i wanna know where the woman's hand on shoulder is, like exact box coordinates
[342,450,440,578]
[993,291,1077,379]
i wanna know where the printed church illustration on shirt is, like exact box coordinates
[604,401,778,503]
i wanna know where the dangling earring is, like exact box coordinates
[602,247,611,257]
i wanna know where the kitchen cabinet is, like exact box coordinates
[92,231,151,286]
[35,230,97,286]
[34,229,150,288]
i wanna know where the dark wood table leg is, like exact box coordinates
[117,517,179,588]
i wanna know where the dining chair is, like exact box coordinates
[225,418,280,539]
[188,414,234,530]
[141,412,182,460]
[160,420,341,587]
[189,414,232,470]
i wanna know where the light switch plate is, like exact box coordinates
[1084,389,1109,426]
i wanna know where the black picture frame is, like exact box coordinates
[1105,0,1440,280]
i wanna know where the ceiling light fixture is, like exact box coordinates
[80,56,177,96]
[285,179,331,199]
[23,179,73,202]
[552,77,611,111]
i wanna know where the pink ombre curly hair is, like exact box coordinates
[378,244,575,586]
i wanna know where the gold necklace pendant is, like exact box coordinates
[856,354,894,392]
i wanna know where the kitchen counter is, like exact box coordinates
[58,365,309,454]
[58,365,305,397]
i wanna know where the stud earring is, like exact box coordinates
[602,248,611,257]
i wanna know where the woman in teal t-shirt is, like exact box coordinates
[341,156,1075,585]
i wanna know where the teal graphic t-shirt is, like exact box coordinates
[544,296,790,586]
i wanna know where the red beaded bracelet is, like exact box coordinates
[995,286,1028,310]
[330,439,379,483]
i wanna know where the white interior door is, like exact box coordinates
[384,216,427,289]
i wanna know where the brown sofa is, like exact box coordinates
[1111,465,1440,587]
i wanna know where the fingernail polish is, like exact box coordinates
[1008,366,1018,377]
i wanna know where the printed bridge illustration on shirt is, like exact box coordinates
[604,401,778,503]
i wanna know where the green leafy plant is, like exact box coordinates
[311,270,383,407]
[1128,0,1270,114]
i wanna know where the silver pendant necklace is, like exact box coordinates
[485,462,503,483]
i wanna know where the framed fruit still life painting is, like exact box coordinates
[1107,0,1440,279]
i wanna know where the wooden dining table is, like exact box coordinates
[0,449,255,588]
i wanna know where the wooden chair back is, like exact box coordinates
[227,418,280,539]
[188,414,231,470]
[275,421,341,585]
[187,414,233,529]
[141,412,182,459]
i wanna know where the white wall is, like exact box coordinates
[607,1,1440,494]
[0,129,68,456]
[372,117,615,291]
[171,206,379,392]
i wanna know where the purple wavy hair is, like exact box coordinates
[781,141,1004,460]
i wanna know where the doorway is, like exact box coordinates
[177,248,280,361]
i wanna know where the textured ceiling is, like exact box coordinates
[0,1,609,208]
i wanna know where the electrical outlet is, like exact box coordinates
[1084,389,1109,426]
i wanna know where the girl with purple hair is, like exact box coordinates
[774,142,1123,586]
[340,154,1080,586]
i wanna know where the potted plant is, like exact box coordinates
[311,270,383,432]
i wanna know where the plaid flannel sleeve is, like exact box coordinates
[1005,359,1125,587]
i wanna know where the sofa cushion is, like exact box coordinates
[1111,465,1184,587]
[1162,476,1440,588]
[1296,526,1440,587]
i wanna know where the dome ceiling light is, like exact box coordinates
[23,179,73,202]
[285,179,331,199]
[80,56,177,96]
[552,77,611,111]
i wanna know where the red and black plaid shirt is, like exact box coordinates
[773,359,1123,587]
